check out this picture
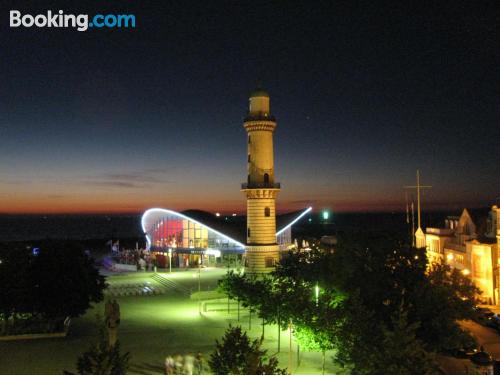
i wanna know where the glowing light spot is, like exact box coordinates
[322,210,329,220]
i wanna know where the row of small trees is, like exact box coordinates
[0,241,106,334]
[64,322,284,375]
[219,234,481,374]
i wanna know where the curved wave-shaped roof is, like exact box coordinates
[141,208,246,249]
[142,207,312,247]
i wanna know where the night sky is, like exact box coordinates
[0,1,498,214]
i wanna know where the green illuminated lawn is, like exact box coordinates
[0,268,339,374]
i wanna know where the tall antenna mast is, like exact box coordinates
[411,200,415,246]
[404,169,432,231]
[405,191,410,224]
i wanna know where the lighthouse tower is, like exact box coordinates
[242,88,281,274]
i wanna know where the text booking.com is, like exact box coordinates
[10,10,136,31]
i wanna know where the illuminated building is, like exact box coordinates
[423,205,500,305]
[242,88,282,274]
[141,207,311,268]
[142,89,311,271]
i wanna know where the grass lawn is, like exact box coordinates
[0,268,339,374]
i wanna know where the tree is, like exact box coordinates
[29,240,106,321]
[367,308,438,375]
[218,271,263,330]
[220,234,480,372]
[294,325,334,374]
[209,325,286,375]
[412,262,479,351]
[0,240,106,334]
[64,318,130,375]
[0,243,33,333]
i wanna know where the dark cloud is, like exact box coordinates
[83,180,146,189]
[80,169,174,189]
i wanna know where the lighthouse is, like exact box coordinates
[242,88,281,274]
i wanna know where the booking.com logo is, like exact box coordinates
[9,10,136,31]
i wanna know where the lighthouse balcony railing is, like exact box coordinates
[241,182,281,189]
[244,114,276,122]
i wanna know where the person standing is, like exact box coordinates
[174,354,183,375]
[165,355,174,375]
[195,352,203,375]
[183,353,194,375]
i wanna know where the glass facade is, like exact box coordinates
[141,207,310,268]
[144,210,244,253]
[277,227,291,251]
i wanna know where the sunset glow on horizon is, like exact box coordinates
[1,3,497,216]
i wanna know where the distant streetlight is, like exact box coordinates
[198,258,202,314]
[168,248,172,273]
[322,210,329,221]
[315,284,320,306]
[198,259,201,293]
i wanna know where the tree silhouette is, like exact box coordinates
[64,318,130,375]
[209,325,286,375]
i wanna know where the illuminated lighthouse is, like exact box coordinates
[242,88,281,274]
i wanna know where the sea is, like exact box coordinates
[0,214,143,242]
[0,210,477,244]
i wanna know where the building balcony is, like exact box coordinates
[241,182,281,189]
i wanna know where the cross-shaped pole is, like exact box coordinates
[404,170,432,229]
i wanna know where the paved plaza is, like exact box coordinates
[0,268,338,375]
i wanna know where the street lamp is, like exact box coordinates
[198,259,201,293]
[168,248,172,273]
[198,258,202,314]
[315,283,319,306]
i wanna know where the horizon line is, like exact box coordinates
[0,205,494,216]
